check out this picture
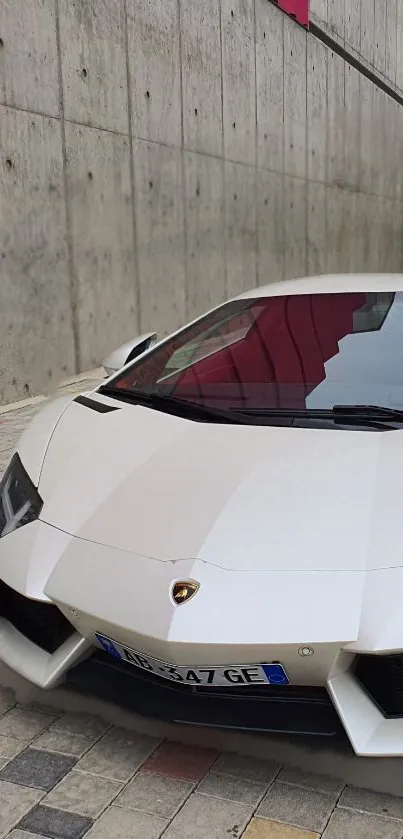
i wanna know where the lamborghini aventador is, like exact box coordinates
[1,273,403,756]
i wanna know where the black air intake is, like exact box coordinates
[0,579,74,654]
[354,653,403,718]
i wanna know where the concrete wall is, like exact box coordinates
[1,0,403,403]
[311,0,403,95]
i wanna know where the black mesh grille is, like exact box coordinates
[0,579,74,654]
[354,653,403,718]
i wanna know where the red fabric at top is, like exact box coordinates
[275,0,309,27]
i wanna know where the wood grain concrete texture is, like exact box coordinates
[306,181,327,277]
[326,49,346,188]
[310,0,403,100]
[0,0,59,115]
[126,0,182,147]
[180,0,223,158]
[257,169,284,286]
[225,161,257,299]
[283,18,307,179]
[64,122,137,371]
[222,0,256,166]
[57,0,128,134]
[2,0,403,406]
[397,0,403,91]
[327,0,345,42]
[133,139,186,337]
[345,0,361,55]
[306,37,327,185]
[360,0,376,68]
[0,106,76,407]
[374,0,387,77]
[183,151,226,317]
[386,0,398,87]
[283,176,307,281]
[343,63,360,190]
[256,0,284,176]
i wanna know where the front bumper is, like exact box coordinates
[329,662,403,756]
[67,648,341,737]
[0,564,341,736]
[0,577,91,688]
[0,617,90,689]
[0,560,340,735]
[2,521,403,754]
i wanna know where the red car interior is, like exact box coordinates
[172,294,366,409]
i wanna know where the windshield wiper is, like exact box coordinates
[231,404,403,420]
[99,387,403,428]
[99,385,252,424]
[228,404,403,429]
[332,404,403,420]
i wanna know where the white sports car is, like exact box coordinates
[2,273,403,757]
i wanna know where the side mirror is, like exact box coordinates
[102,332,158,376]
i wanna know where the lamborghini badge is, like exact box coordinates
[172,581,199,605]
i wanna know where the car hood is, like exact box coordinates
[37,396,403,572]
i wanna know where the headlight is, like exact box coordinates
[0,454,43,538]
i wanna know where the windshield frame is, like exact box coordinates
[102,298,253,391]
[99,290,402,425]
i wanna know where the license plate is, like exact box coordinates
[96,633,289,687]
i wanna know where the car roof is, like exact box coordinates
[234,273,403,300]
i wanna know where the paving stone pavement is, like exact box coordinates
[1,690,403,839]
[2,383,403,837]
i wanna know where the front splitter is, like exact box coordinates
[66,650,342,737]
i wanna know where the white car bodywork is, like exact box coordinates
[2,274,403,757]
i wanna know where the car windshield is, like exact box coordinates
[107,290,403,413]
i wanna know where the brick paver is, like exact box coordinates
[2,384,403,838]
[2,697,403,839]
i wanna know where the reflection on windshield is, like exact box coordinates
[111,291,401,412]
[307,292,402,410]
